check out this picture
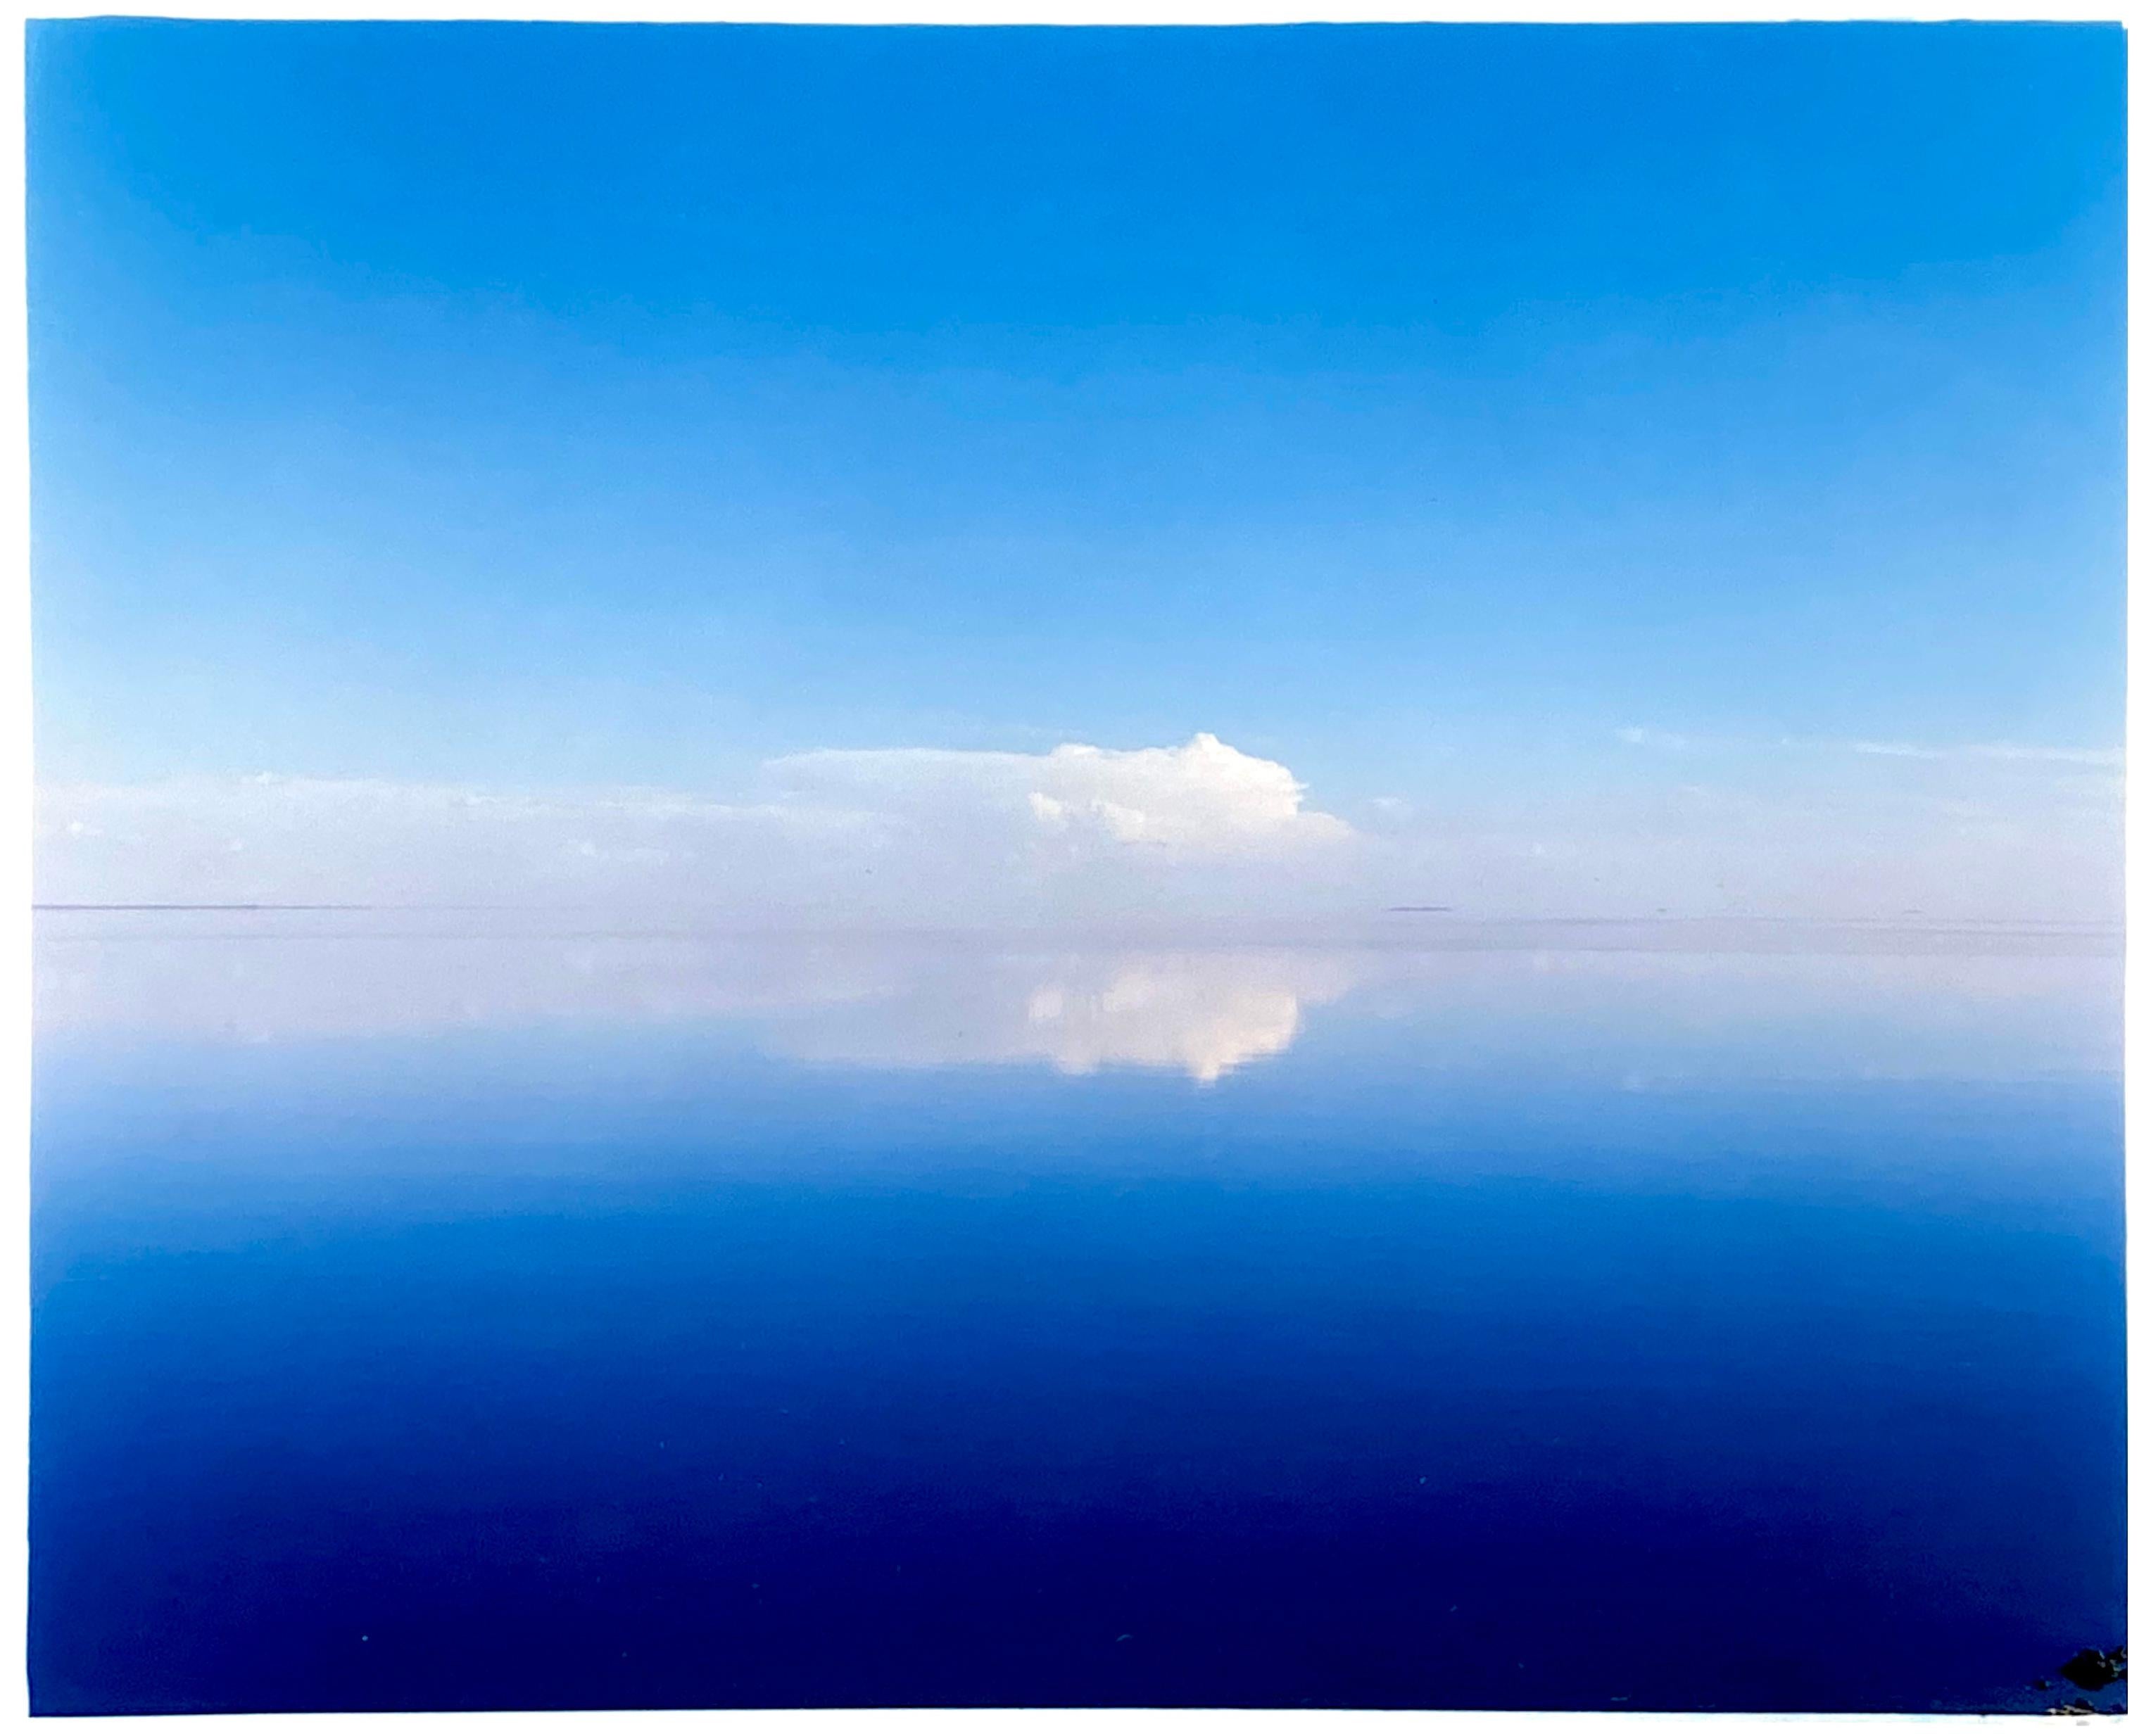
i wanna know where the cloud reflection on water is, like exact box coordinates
[32,913,2121,1088]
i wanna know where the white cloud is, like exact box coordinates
[769,733,1351,856]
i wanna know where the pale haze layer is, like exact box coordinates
[37,730,2119,925]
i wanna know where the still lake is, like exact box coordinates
[30,913,2126,1713]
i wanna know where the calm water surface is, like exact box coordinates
[30,916,2126,1712]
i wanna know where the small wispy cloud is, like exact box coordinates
[1619,727,2120,771]
[1849,741,2124,767]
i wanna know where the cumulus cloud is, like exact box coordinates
[769,733,1350,856]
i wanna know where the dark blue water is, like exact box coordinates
[30,925,2126,1712]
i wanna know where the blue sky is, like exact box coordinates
[27,22,2128,920]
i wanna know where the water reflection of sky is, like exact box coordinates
[29,913,2126,1715]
